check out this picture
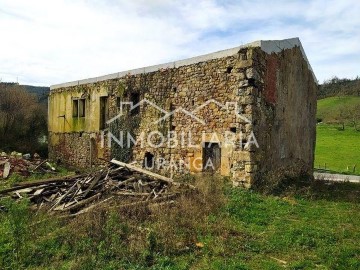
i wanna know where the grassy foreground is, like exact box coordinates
[1,176,359,270]
[315,124,360,174]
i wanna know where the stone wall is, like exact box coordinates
[49,47,258,185]
[251,47,317,184]
[48,132,108,168]
[49,42,317,187]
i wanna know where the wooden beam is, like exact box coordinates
[14,174,86,187]
[0,174,86,195]
[110,159,174,184]
[55,193,102,212]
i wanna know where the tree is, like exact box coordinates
[350,104,360,131]
[333,105,349,131]
[0,83,47,154]
[332,103,360,131]
[0,84,35,136]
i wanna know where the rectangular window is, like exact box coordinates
[73,100,79,117]
[79,99,85,117]
[130,92,140,115]
[73,98,86,118]
[116,97,121,111]
[100,96,109,130]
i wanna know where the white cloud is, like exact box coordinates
[0,0,359,85]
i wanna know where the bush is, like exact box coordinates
[0,83,48,156]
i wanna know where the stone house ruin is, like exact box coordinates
[49,37,317,187]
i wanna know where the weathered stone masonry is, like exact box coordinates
[49,38,317,187]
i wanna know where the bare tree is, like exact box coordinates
[334,105,348,130]
[331,103,360,131]
[0,83,46,153]
[352,104,360,131]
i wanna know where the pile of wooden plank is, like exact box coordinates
[0,159,194,215]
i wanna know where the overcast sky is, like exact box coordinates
[0,0,359,86]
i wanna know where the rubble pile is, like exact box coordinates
[0,152,55,179]
[0,159,194,215]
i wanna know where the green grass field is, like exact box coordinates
[315,96,360,174]
[315,124,360,174]
[317,96,360,122]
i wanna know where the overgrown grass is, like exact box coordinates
[315,124,360,174]
[1,175,359,269]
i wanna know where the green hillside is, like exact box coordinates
[317,96,360,123]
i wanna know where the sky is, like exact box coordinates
[0,0,359,86]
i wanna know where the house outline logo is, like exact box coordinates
[106,98,168,125]
[153,107,205,125]
[190,99,251,124]
[106,98,251,127]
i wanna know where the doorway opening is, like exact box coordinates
[143,152,154,169]
[202,142,221,172]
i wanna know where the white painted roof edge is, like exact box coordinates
[50,37,316,90]
[260,37,317,83]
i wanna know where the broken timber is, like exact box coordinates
[110,159,196,189]
[0,159,194,215]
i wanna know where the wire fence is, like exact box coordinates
[315,163,357,174]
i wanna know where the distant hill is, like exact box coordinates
[318,77,360,99]
[0,82,49,103]
[23,85,50,103]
